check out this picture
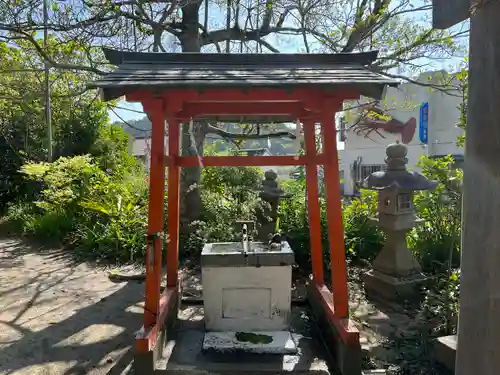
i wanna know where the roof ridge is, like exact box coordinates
[102,48,380,67]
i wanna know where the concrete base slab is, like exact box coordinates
[433,335,457,371]
[364,270,427,301]
[202,331,298,354]
[156,306,331,375]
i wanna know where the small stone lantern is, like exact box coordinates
[362,142,438,300]
[256,170,292,242]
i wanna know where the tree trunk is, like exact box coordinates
[180,121,207,227]
[455,2,500,374]
[178,5,207,228]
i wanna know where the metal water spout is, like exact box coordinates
[241,223,250,254]
[235,220,255,254]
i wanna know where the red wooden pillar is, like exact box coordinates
[303,119,324,284]
[166,116,181,287]
[321,100,349,319]
[143,98,167,329]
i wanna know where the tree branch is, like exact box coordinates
[342,0,391,52]
[201,25,328,47]
[2,31,106,75]
[207,124,296,140]
[257,39,280,53]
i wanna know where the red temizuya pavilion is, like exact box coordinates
[89,48,397,375]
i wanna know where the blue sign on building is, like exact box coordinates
[419,102,429,144]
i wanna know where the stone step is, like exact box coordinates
[155,365,386,375]
[433,335,457,371]
[155,306,332,375]
[157,365,330,375]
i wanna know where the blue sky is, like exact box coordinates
[108,1,469,124]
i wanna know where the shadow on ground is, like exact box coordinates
[0,238,144,375]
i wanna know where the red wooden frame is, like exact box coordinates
[133,86,356,354]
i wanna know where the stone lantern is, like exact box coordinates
[361,142,438,300]
[256,170,292,242]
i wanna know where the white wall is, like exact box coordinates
[342,71,464,196]
[130,137,168,172]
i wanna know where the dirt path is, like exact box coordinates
[0,238,144,375]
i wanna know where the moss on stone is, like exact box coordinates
[235,332,273,344]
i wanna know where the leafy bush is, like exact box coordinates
[11,155,105,240]
[178,166,263,259]
[279,177,384,271]
[279,177,311,268]
[409,155,462,274]
[343,191,385,264]
[6,124,151,262]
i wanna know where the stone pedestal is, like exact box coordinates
[363,220,428,301]
[364,270,427,301]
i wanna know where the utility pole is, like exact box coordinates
[433,1,500,374]
[43,0,53,162]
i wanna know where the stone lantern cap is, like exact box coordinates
[361,142,438,191]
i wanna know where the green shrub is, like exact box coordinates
[279,178,311,267]
[73,168,150,261]
[7,150,150,262]
[409,155,462,274]
[279,177,384,271]
[343,190,384,264]
[179,166,263,259]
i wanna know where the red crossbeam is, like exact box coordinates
[127,88,324,103]
[177,101,315,118]
[165,154,326,167]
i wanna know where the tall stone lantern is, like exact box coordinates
[362,142,438,300]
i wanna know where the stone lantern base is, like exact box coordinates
[364,270,428,302]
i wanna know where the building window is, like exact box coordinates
[351,162,386,196]
[354,164,386,182]
[398,193,412,211]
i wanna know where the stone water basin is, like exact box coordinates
[201,241,294,268]
[201,241,294,332]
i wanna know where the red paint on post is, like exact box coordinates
[166,118,181,287]
[142,98,166,330]
[303,119,324,283]
[321,100,349,319]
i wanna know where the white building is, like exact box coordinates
[129,136,168,171]
[341,71,465,196]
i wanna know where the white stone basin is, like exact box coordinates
[201,241,294,267]
[201,241,294,332]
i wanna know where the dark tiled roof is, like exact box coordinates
[89,48,397,101]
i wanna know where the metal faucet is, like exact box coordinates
[241,223,250,253]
